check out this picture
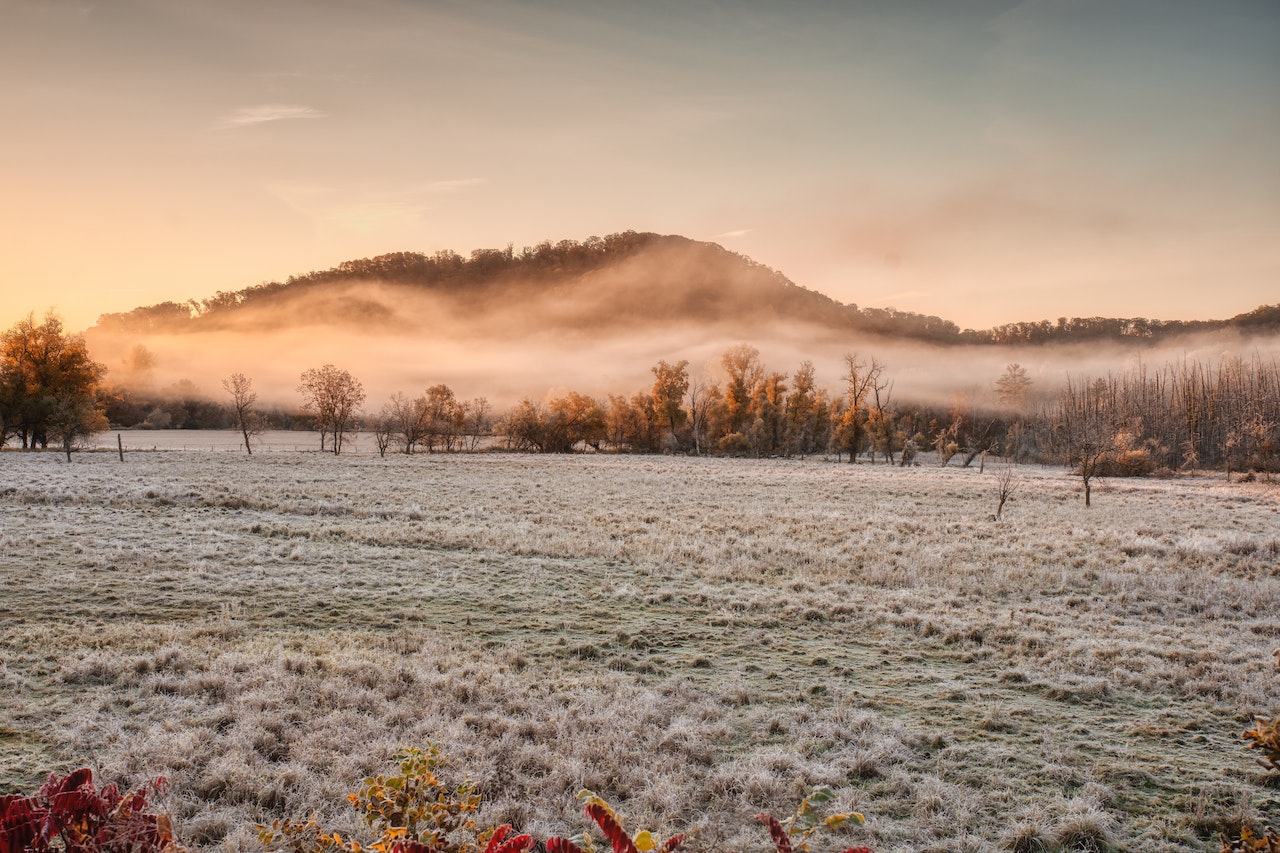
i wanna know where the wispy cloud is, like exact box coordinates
[713,228,751,239]
[213,104,325,130]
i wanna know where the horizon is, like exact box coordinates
[2,1,1277,333]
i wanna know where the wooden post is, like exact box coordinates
[117,433,124,461]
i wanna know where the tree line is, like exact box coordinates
[4,312,1278,487]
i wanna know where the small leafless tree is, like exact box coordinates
[386,392,429,454]
[369,409,395,458]
[462,397,492,452]
[222,372,261,455]
[993,463,1019,521]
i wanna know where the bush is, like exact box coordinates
[0,768,180,853]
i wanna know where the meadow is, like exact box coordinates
[1,447,1278,852]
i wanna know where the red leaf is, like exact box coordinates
[490,833,534,853]
[482,825,511,853]
[585,804,637,853]
[660,835,684,853]
[547,837,585,853]
[757,814,792,853]
[1,796,44,853]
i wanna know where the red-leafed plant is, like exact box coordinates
[545,792,683,853]
[753,786,869,853]
[0,768,179,853]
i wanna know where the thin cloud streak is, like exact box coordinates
[213,104,325,130]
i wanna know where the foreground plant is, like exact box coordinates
[545,791,684,853]
[544,787,871,853]
[1221,652,1280,852]
[0,768,180,853]
[753,786,869,853]
[258,745,528,853]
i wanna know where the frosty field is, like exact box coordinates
[1,450,1278,852]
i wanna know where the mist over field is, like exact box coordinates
[80,235,1280,411]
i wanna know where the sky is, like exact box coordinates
[1,0,1277,333]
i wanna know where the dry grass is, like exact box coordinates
[2,450,1280,852]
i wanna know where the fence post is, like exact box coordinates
[117,433,124,462]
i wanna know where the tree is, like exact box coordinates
[721,344,763,435]
[297,365,366,455]
[501,399,546,452]
[785,361,818,457]
[545,392,606,452]
[833,353,885,463]
[222,373,261,455]
[1057,376,1115,507]
[47,388,109,462]
[386,392,430,454]
[423,384,463,452]
[995,363,1033,409]
[686,375,719,457]
[369,408,395,458]
[650,359,689,451]
[461,397,492,452]
[1,311,106,453]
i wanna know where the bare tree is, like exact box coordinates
[1057,376,1115,507]
[462,397,492,452]
[370,407,395,458]
[993,463,1019,521]
[298,365,366,455]
[222,373,261,455]
[686,375,718,457]
[386,392,429,454]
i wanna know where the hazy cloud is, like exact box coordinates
[214,104,325,130]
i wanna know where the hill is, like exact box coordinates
[94,231,1278,345]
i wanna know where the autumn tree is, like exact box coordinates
[749,371,788,456]
[545,391,606,452]
[298,364,365,455]
[1,311,106,453]
[650,359,689,451]
[785,361,818,457]
[721,344,763,436]
[833,353,886,462]
[221,373,261,455]
[423,384,463,452]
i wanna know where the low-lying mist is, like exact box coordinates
[84,275,1280,414]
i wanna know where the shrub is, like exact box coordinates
[258,745,514,853]
[0,768,179,853]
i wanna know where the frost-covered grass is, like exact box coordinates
[1,451,1278,852]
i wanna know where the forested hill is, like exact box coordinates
[95,231,1279,344]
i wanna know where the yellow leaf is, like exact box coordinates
[634,831,656,852]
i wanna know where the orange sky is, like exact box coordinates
[1,0,1277,333]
